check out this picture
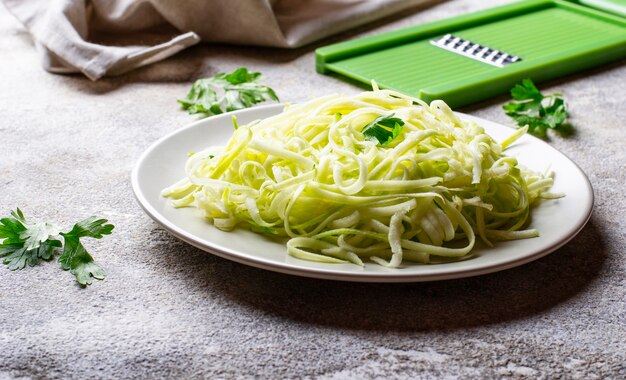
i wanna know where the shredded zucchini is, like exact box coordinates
[162,89,560,267]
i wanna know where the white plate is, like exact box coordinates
[131,104,593,282]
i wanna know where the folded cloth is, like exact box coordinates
[2,0,431,80]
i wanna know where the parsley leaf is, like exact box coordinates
[503,79,571,138]
[0,209,61,270]
[362,114,405,145]
[59,217,112,286]
[0,209,113,287]
[179,67,279,118]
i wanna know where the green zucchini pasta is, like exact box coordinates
[162,88,560,267]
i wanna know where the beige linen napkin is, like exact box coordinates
[2,0,430,80]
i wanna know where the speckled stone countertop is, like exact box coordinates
[0,1,624,378]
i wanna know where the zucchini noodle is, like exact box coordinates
[162,89,560,267]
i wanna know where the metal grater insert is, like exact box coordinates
[430,34,522,67]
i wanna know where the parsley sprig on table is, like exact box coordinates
[0,209,113,287]
[503,79,571,138]
[362,114,405,145]
[179,67,279,118]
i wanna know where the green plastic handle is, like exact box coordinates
[578,0,626,17]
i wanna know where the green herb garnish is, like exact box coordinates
[179,67,279,118]
[0,208,113,286]
[362,114,405,145]
[503,79,570,138]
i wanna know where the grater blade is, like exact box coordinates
[430,34,522,68]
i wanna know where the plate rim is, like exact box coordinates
[131,104,594,283]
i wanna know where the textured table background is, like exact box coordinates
[1,1,624,379]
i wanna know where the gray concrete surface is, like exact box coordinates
[0,1,624,379]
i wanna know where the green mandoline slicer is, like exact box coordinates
[315,0,626,108]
